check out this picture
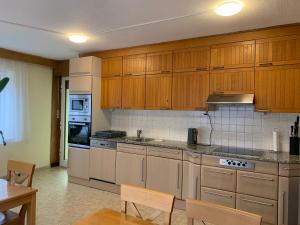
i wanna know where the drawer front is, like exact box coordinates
[236,194,277,225]
[237,171,278,200]
[279,164,300,177]
[147,146,182,160]
[183,151,201,164]
[201,187,236,208]
[117,143,146,155]
[201,165,236,192]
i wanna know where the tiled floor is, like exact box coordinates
[32,167,189,225]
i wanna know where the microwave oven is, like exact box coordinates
[69,94,91,116]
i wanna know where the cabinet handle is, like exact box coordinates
[123,107,132,110]
[162,70,171,73]
[241,174,274,182]
[196,67,208,71]
[256,108,271,113]
[206,169,233,175]
[203,190,232,199]
[160,107,170,110]
[212,66,225,70]
[259,62,273,67]
[280,192,285,225]
[194,107,203,110]
[239,197,274,207]
[111,74,122,77]
[149,149,181,155]
[177,163,181,189]
[185,151,201,159]
[194,176,199,199]
[141,158,145,182]
[123,73,132,76]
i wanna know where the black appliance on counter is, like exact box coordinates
[187,128,198,145]
[95,130,126,139]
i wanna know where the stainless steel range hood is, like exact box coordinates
[207,93,254,104]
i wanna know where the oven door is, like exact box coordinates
[68,122,91,148]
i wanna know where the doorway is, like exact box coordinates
[60,77,69,167]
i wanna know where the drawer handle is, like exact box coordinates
[206,169,233,175]
[239,197,274,207]
[203,190,233,199]
[194,176,199,199]
[280,192,285,225]
[149,149,181,155]
[177,163,181,189]
[281,167,300,170]
[259,62,273,67]
[141,158,145,182]
[241,174,274,182]
[185,151,201,159]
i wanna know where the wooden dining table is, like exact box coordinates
[73,208,157,225]
[0,179,37,225]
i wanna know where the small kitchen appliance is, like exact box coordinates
[69,94,91,116]
[94,130,126,139]
[290,116,299,155]
[187,128,198,145]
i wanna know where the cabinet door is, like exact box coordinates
[146,51,172,75]
[211,41,255,70]
[101,76,122,109]
[146,156,182,199]
[123,54,146,76]
[102,57,123,77]
[68,147,89,180]
[172,71,209,110]
[69,75,92,93]
[173,47,210,72]
[116,152,146,187]
[210,68,254,94]
[256,35,300,66]
[182,161,200,200]
[145,73,172,110]
[69,56,99,75]
[201,187,236,208]
[255,64,300,113]
[122,75,145,109]
[89,148,116,183]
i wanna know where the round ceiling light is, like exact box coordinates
[68,34,88,43]
[215,1,243,16]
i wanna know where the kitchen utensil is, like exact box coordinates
[187,128,198,145]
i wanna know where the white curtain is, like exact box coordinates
[0,58,30,142]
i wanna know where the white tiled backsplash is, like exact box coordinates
[111,105,299,152]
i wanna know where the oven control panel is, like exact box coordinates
[219,159,255,169]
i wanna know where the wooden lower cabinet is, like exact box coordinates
[116,151,146,187]
[172,71,209,110]
[101,76,122,109]
[236,194,278,225]
[146,156,182,199]
[182,161,200,200]
[68,147,90,180]
[201,187,236,208]
[145,73,172,110]
[122,75,145,109]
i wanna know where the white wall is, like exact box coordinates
[0,64,52,176]
[111,105,298,152]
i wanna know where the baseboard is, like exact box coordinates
[50,162,59,167]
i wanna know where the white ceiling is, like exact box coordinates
[0,0,300,60]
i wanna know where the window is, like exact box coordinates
[0,58,30,142]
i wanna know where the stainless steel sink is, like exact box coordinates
[125,137,155,142]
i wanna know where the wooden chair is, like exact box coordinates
[186,199,262,225]
[120,184,175,225]
[0,160,36,225]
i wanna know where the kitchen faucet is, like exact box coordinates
[137,129,142,139]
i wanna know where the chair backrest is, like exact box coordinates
[120,184,175,225]
[7,160,35,187]
[186,199,262,225]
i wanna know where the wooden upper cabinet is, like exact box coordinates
[69,56,100,76]
[145,73,172,110]
[210,41,255,70]
[210,68,254,94]
[255,64,300,113]
[101,77,122,109]
[102,57,123,77]
[172,71,209,110]
[123,54,146,76]
[173,47,210,72]
[146,51,172,75]
[256,35,300,67]
[122,75,145,109]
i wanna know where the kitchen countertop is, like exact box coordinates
[91,136,300,164]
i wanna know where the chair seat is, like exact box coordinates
[0,211,21,225]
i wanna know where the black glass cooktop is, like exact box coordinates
[213,146,264,157]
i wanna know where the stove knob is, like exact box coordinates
[233,162,236,166]
[242,164,246,167]
[228,162,231,165]
[237,163,241,166]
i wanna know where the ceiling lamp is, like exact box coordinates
[68,34,88,43]
[215,1,243,16]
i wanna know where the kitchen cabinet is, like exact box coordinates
[146,155,182,199]
[255,64,300,113]
[146,51,172,74]
[69,56,100,75]
[68,147,89,180]
[256,35,300,67]
[172,71,209,110]
[145,73,172,110]
[101,76,122,109]
[209,68,254,94]
[173,46,210,72]
[182,161,200,200]
[89,147,116,183]
[123,54,146,76]
[102,57,123,77]
[201,187,236,208]
[69,75,92,93]
[210,41,255,70]
[122,75,145,109]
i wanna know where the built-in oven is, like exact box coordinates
[68,116,91,149]
[69,94,91,116]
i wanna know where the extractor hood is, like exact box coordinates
[207,93,254,104]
